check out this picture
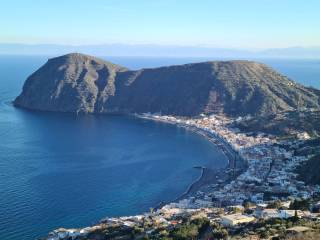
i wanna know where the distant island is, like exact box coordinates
[14,53,320,240]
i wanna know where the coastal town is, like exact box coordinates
[3,1,320,239]
[139,113,318,207]
[45,112,320,240]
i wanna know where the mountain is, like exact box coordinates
[14,53,128,113]
[14,53,320,117]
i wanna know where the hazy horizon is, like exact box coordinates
[1,43,320,59]
[1,0,320,51]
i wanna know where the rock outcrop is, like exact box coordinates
[14,53,320,116]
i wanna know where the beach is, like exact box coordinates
[134,113,248,207]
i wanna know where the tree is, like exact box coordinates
[267,200,282,209]
[289,210,299,224]
[243,200,253,209]
[260,230,270,239]
[191,218,210,234]
[289,199,310,211]
[149,207,154,214]
[212,228,228,240]
[171,224,199,240]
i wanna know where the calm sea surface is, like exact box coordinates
[0,56,319,240]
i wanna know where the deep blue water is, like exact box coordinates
[0,56,228,240]
[0,56,319,240]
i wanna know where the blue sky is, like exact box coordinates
[1,0,319,49]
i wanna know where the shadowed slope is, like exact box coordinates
[14,53,128,113]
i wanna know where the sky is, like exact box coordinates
[0,0,319,49]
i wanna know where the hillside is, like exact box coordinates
[234,110,320,137]
[296,153,320,185]
[14,53,320,116]
[295,138,320,185]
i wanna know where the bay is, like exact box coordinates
[0,55,318,240]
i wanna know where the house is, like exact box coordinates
[251,193,264,203]
[279,210,301,219]
[221,214,255,227]
[227,205,244,212]
[255,209,279,219]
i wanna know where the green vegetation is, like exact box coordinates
[267,200,284,209]
[71,215,320,240]
[289,199,310,211]
[235,110,320,137]
[296,154,320,185]
[168,218,209,240]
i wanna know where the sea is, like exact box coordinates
[0,55,319,240]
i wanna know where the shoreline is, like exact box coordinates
[134,114,247,208]
[42,112,318,240]
[41,112,249,239]
[177,166,206,201]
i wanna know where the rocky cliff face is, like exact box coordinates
[14,53,320,116]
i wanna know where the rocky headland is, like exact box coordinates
[14,53,320,117]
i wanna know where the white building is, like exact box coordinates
[221,214,255,227]
[255,209,279,219]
